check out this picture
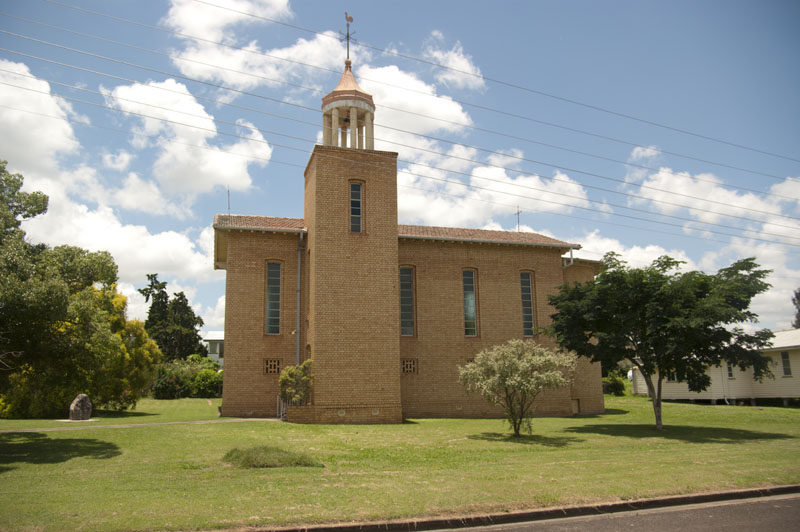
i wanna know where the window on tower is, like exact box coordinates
[350,182,362,233]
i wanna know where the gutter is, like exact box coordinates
[213,225,306,234]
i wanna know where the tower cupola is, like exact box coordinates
[321,16,375,150]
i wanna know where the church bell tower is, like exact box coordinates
[301,14,402,423]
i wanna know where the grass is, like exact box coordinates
[1,394,798,532]
[223,445,323,468]
[0,397,222,430]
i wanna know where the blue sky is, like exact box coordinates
[1,0,798,333]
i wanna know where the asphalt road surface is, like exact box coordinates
[437,494,800,532]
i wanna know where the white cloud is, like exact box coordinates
[629,167,799,244]
[171,32,351,95]
[163,0,292,43]
[629,145,661,162]
[164,0,355,100]
[573,229,697,270]
[769,176,800,213]
[22,190,222,284]
[625,145,661,182]
[423,32,485,91]
[0,60,80,176]
[118,282,150,322]
[398,164,593,228]
[360,64,472,139]
[102,150,132,171]
[106,80,272,198]
[113,172,192,219]
[202,295,226,328]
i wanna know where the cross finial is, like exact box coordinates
[344,12,354,60]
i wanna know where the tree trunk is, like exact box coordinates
[640,370,664,430]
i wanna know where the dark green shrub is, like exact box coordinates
[602,370,626,396]
[151,356,222,399]
[279,359,312,404]
[191,368,223,398]
[151,363,189,399]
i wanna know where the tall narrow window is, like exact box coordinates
[520,272,534,337]
[266,262,281,334]
[463,270,478,337]
[781,351,792,377]
[727,363,734,379]
[350,182,362,233]
[400,267,415,336]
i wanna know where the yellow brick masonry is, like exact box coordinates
[215,145,603,421]
[302,146,403,423]
[220,230,303,417]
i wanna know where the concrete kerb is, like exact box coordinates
[234,484,800,532]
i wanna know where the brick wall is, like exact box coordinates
[302,146,403,423]
[220,230,305,417]
[398,239,603,417]
[218,146,603,421]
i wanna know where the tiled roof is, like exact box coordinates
[398,224,578,249]
[213,214,305,232]
[213,215,578,249]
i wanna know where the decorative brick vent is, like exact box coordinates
[401,358,418,374]
[265,359,281,374]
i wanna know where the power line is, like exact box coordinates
[4,33,797,206]
[5,62,797,233]
[18,6,800,179]
[2,41,798,228]
[4,80,799,249]
[4,74,799,240]
[11,92,800,266]
[397,182,800,266]
[183,0,800,164]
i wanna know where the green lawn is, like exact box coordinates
[1,395,799,532]
[0,398,222,430]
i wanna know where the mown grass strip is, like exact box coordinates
[223,445,323,468]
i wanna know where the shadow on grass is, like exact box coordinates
[563,423,794,443]
[93,409,157,419]
[468,432,583,447]
[0,432,120,472]
[576,408,629,418]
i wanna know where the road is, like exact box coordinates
[436,494,800,532]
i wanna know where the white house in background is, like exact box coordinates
[632,329,800,405]
[202,331,224,367]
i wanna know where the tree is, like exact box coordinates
[0,163,160,418]
[279,359,313,405]
[548,253,774,430]
[0,160,47,241]
[792,288,800,329]
[458,340,576,437]
[139,275,206,361]
[138,273,169,345]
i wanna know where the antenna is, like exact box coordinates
[227,186,230,215]
[515,205,521,232]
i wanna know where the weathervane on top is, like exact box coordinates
[342,12,355,60]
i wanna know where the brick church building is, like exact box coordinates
[213,56,604,423]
